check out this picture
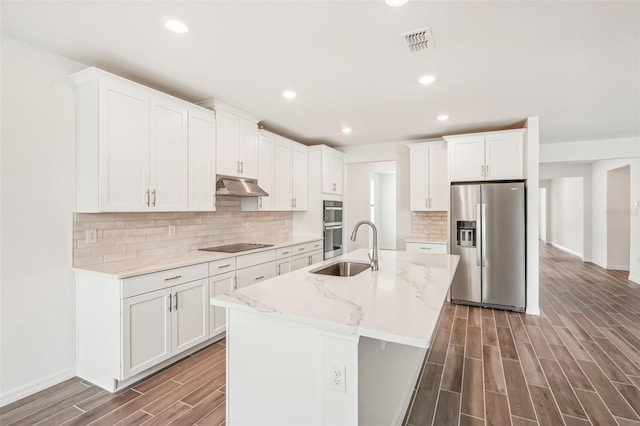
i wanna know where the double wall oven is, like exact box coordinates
[323,200,343,259]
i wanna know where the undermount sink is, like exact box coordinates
[310,261,371,277]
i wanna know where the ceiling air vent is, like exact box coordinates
[402,28,434,52]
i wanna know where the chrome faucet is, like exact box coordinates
[350,220,379,271]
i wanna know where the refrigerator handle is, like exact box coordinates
[476,203,482,266]
[481,203,487,266]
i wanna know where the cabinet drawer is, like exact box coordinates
[236,249,277,269]
[291,243,310,256]
[122,263,208,299]
[276,246,294,259]
[209,258,236,276]
[406,242,447,254]
[236,261,277,289]
[308,240,323,251]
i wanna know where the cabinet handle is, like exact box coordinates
[333,182,336,191]
[237,161,240,174]
[232,277,238,291]
[294,198,297,208]
[291,198,294,208]
[481,165,484,177]
[168,294,172,312]
[259,197,262,208]
[278,264,281,275]
[218,264,231,269]
[308,255,312,265]
[486,165,489,177]
[420,247,432,250]
[299,247,306,251]
[174,292,178,311]
[146,190,150,206]
[164,275,182,281]
[152,190,156,206]
[281,251,289,255]
[254,275,264,281]
[240,161,244,174]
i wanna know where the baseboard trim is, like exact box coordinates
[526,306,540,316]
[606,265,630,271]
[550,243,583,260]
[0,368,76,407]
[629,274,640,285]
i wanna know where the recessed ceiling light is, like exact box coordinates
[419,75,436,85]
[282,90,297,99]
[342,127,352,134]
[164,19,189,34]
[437,114,449,121]
[385,0,409,7]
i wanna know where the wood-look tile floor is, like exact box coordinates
[405,243,640,426]
[3,242,639,425]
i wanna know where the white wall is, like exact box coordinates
[591,158,640,284]
[1,36,86,403]
[378,173,396,250]
[342,141,427,252]
[606,166,631,270]
[540,137,640,163]
[344,161,395,252]
[550,177,584,257]
[539,188,547,242]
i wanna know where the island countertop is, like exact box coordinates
[212,249,459,348]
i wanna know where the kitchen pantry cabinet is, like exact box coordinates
[200,100,259,180]
[72,67,213,212]
[444,129,525,182]
[408,141,448,211]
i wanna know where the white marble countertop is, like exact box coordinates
[212,249,460,348]
[404,238,448,244]
[73,236,322,279]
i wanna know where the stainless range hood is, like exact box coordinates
[216,175,269,197]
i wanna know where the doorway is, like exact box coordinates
[606,165,631,270]
[539,187,547,242]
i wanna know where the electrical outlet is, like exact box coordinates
[330,363,346,392]
[168,225,176,238]
[85,229,97,244]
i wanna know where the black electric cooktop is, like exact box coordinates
[199,243,274,253]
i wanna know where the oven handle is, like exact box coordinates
[324,207,343,211]
[324,225,343,230]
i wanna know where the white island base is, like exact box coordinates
[227,309,425,425]
[213,249,459,425]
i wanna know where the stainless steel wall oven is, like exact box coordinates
[323,200,343,259]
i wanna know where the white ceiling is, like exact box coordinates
[2,1,638,148]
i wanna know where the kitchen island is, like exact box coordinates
[212,249,459,425]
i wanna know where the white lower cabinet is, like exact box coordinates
[276,258,292,276]
[209,271,236,338]
[122,277,208,380]
[236,261,277,289]
[406,242,447,254]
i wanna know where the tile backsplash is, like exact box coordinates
[73,198,292,267]
[411,211,448,242]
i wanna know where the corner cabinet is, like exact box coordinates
[71,67,215,212]
[200,100,259,180]
[187,107,217,211]
[444,129,525,182]
[408,141,448,211]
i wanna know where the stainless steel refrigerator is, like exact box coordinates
[450,181,526,312]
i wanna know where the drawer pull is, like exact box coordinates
[299,247,305,251]
[218,264,231,269]
[420,247,432,250]
[254,276,265,281]
[281,251,289,255]
[164,275,182,281]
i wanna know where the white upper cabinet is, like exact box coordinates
[187,107,216,211]
[71,67,209,212]
[291,143,308,210]
[257,133,275,210]
[445,129,525,182]
[274,138,293,210]
[408,141,448,211]
[321,146,344,195]
[203,100,259,180]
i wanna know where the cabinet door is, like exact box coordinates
[485,134,523,180]
[238,119,258,179]
[149,96,189,211]
[236,261,277,289]
[209,271,235,338]
[409,145,428,211]
[216,109,240,177]
[188,107,216,211]
[257,134,274,211]
[171,279,209,355]
[292,143,308,210]
[291,253,310,271]
[273,139,293,210]
[276,258,292,276]
[122,288,172,380]
[428,143,449,211]
[309,249,323,265]
[448,137,485,182]
[100,80,150,211]
[322,150,344,195]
